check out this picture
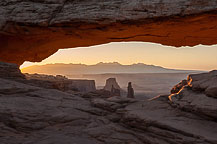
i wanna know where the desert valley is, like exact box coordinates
[22,62,203,99]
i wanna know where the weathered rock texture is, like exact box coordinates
[0,62,96,93]
[25,73,96,92]
[104,78,121,96]
[0,62,25,79]
[169,70,217,119]
[127,82,135,98]
[104,78,121,91]
[1,0,217,64]
[1,64,217,143]
[171,79,188,94]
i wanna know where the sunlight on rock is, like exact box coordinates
[1,1,217,143]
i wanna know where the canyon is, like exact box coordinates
[22,62,203,99]
[0,61,217,144]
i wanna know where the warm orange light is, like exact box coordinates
[20,42,217,72]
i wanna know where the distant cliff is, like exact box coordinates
[22,62,202,75]
[25,73,96,93]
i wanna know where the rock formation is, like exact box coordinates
[104,78,121,96]
[0,62,25,79]
[24,73,96,93]
[127,82,134,98]
[111,85,121,97]
[170,79,188,94]
[83,89,112,99]
[0,62,96,93]
[188,70,217,98]
[0,62,217,143]
[169,70,217,119]
[1,1,217,64]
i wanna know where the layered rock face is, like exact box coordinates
[104,78,121,91]
[171,79,188,94]
[104,78,121,97]
[188,70,217,98]
[0,62,25,79]
[24,73,96,92]
[0,62,96,93]
[1,62,217,143]
[169,70,217,119]
[1,0,217,64]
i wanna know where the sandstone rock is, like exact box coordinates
[205,86,217,98]
[91,96,137,113]
[25,73,96,92]
[1,65,217,143]
[0,78,102,144]
[0,62,96,93]
[111,85,121,97]
[122,98,217,144]
[1,1,217,64]
[127,82,134,98]
[0,77,143,144]
[170,79,188,94]
[149,94,169,102]
[169,87,217,119]
[169,70,217,119]
[82,89,112,99]
[107,96,137,104]
[104,78,121,91]
[70,79,96,92]
[104,78,121,96]
[0,62,25,79]
[188,70,217,98]
[91,98,123,112]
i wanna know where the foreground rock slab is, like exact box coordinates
[169,70,217,119]
[1,69,217,143]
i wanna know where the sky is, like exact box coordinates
[20,42,217,71]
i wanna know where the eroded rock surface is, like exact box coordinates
[25,73,96,92]
[169,70,217,119]
[171,79,188,94]
[1,1,217,64]
[104,78,121,91]
[188,70,217,98]
[0,62,25,79]
[1,62,217,143]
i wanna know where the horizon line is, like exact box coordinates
[20,61,207,72]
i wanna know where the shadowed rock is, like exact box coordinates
[169,70,217,119]
[171,79,188,94]
[25,73,96,93]
[1,1,217,64]
[1,62,217,143]
[0,62,25,79]
[104,78,121,97]
[127,82,134,98]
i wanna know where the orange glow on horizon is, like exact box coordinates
[20,42,217,71]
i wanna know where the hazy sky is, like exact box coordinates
[21,42,217,71]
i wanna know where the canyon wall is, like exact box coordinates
[0,62,96,92]
[25,74,96,93]
[1,0,217,64]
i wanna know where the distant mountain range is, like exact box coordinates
[22,62,203,75]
